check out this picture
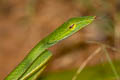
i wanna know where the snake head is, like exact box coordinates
[67,16,96,32]
[46,16,95,45]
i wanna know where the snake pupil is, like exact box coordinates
[69,24,74,29]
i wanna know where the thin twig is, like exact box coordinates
[102,45,120,80]
[72,47,102,80]
[86,40,120,53]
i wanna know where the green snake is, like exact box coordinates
[5,16,95,80]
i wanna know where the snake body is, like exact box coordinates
[5,16,95,80]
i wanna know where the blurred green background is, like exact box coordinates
[0,0,120,79]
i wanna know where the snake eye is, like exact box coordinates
[69,24,75,29]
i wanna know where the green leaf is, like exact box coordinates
[39,60,120,80]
